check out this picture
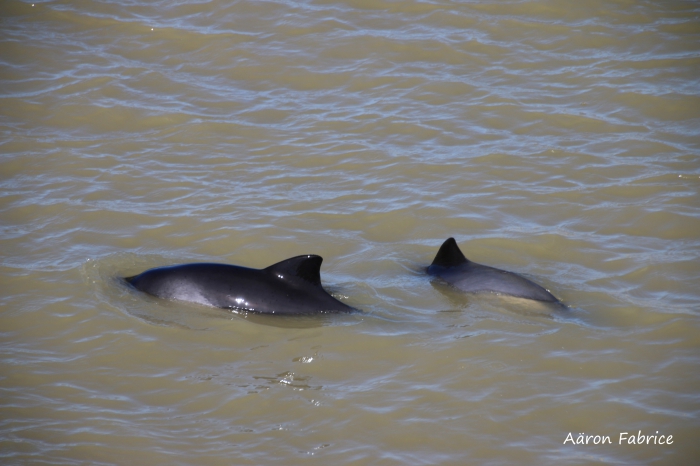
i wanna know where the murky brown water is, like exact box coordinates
[2,0,700,464]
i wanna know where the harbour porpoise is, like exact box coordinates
[427,238,559,303]
[125,255,355,315]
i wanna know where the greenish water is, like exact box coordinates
[1,0,699,464]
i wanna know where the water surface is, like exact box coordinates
[1,0,700,464]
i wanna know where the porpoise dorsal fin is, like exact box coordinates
[430,237,469,267]
[265,255,323,287]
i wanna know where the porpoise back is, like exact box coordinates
[427,238,559,303]
[125,254,355,315]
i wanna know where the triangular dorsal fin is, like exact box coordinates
[265,255,323,286]
[430,237,469,267]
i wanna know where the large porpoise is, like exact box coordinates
[427,237,559,303]
[125,254,355,315]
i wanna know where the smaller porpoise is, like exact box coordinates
[125,255,355,315]
[427,238,559,303]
